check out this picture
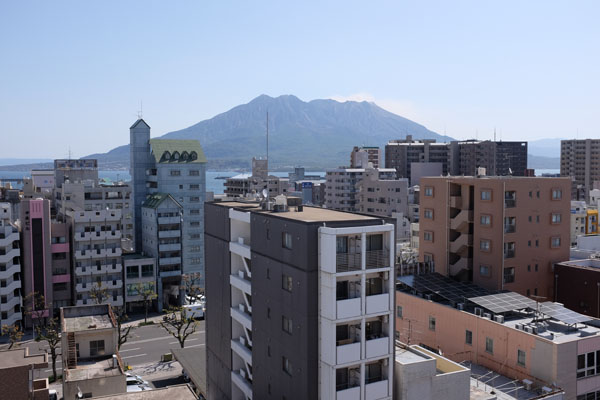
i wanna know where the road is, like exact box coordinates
[21,320,205,380]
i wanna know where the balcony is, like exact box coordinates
[336,253,362,273]
[366,337,389,358]
[365,250,389,270]
[158,230,180,239]
[75,283,91,292]
[365,293,389,315]
[504,248,515,259]
[106,280,122,289]
[231,337,252,366]
[0,279,21,295]
[336,341,361,364]
[3,311,22,326]
[75,266,92,276]
[158,216,180,225]
[336,386,360,400]
[159,243,181,252]
[159,257,181,266]
[0,248,19,263]
[337,297,361,319]
[230,240,251,259]
[108,296,124,307]
[231,370,253,400]
[504,224,516,234]
[0,264,20,280]
[0,232,19,247]
[0,295,21,312]
[230,270,251,295]
[231,304,252,331]
[365,379,388,400]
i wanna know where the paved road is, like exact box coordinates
[21,320,205,380]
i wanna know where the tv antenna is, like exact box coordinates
[266,111,269,173]
[137,100,143,119]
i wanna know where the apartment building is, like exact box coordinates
[351,146,381,168]
[554,259,600,318]
[123,254,157,313]
[325,167,396,212]
[451,140,528,177]
[357,167,408,217]
[385,136,449,183]
[61,304,126,399]
[130,119,207,287]
[141,193,183,311]
[0,348,48,400]
[69,210,123,308]
[224,158,289,198]
[561,139,600,201]
[419,176,570,298]
[0,203,22,329]
[205,200,395,400]
[397,273,600,399]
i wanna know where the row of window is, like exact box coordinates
[423,210,562,225]
[169,169,201,176]
[423,186,563,201]
[126,264,154,279]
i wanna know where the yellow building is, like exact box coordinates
[586,209,598,234]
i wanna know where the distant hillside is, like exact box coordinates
[528,154,560,170]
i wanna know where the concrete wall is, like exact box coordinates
[63,374,126,400]
[74,329,116,359]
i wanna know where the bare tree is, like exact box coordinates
[182,272,203,303]
[1,324,24,349]
[114,308,134,350]
[159,306,198,348]
[89,282,109,305]
[35,317,61,382]
[23,292,48,336]
[135,282,157,324]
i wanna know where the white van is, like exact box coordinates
[182,303,204,319]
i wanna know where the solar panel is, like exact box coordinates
[469,292,537,314]
[539,302,590,325]
[397,273,490,304]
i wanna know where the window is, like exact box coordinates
[282,274,293,292]
[190,209,200,215]
[141,264,153,277]
[551,237,561,248]
[517,349,526,367]
[504,267,515,284]
[577,351,600,378]
[189,184,200,190]
[170,170,181,176]
[126,266,139,279]
[535,264,538,272]
[189,233,200,239]
[423,231,433,242]
[397,306,403,319]
[53,282,67,292]
[552,189,562,200]
[282,316,293,334]
[190,245,201,253]
[429,316,436,331]
[552,213,562,224]
[479,265,490,277]
[481,190,492,201]
[90,340,105,357]
[189,170,200,176]
[424,186,433,197]
[480,215,491,226]
[190,221,200,227]
[480,240,491,251]
[282,357,292,376]
[466,330,473,345]
[282,232,293,250]
[190,196,200,202]
[485,337,494,354]
[424,209,433,219]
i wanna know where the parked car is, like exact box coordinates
[126,374,152,392]
[126,373,149,386]
[182,303,205,319]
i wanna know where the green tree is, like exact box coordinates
[159,306,198,348]
[1,324,24,349]
[35,317,61,382]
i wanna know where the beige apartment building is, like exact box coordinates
[561,139,600,201]
[325,167,397,212]
[357,167,409,217]
[419,176,570,298]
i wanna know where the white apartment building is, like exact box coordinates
[70,210,123,308]
[325,167,397,213]
[357,167,408,217]
[0,203,22,328]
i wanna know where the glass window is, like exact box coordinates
[282,232,293,250]
[366,234,383,251]
[336,236,348,254]
[282,316,293,334]
[424,231,433,242]
[503,267,515,284]
[485,337,493,354]
[424,186,433,197]
[466,330,473,345]
[397,306,403,319]
[480,240,491,251]
[424,209,433,219]
[551,237,561,248]
[282,274,293,292]
[480,215,491,226]
[552,213,562,224]
[282,357,292,376]
[518,349,526,366]
[170,170,181,176]
[189,170,200,176]
[141,264,153,277]
[429,316,436,331]
[126,266,139,279]
[481,190,492,201]
[90,340,105,357]
[479,265,490,277]
[552,189,562,200]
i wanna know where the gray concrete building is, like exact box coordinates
[205,200,395,400]
[561,139,600,201]
[451,140,528,177]
[351,146,381,168]
[129,119,207,287]
[385,136,450,183]
[357,167,409,218]
[122,254,157,314]
[325,167,397,213]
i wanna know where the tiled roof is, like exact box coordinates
[149,139,207,164]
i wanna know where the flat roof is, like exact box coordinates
[171,348,206,397]
[215,201,378,223]
[65,357,123,381]
[92,384,196,400]
[62,305,115,332]
[0,348,47,370]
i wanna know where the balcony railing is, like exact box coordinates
[336,253,361,272]
[504,224,516,233]
[504,199,516,208]
[366,250,389,269]
[504,249,515,259]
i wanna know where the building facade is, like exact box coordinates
[357,168,408,217]
[561,139,600,201]
[452,140,528,177]
[385,136,450,183]
[123,254,157,314]
[351,146,381,169]
[419,176,571,298]
[0,203,22,329]
[325,167,396,212]
[205,201,396,400]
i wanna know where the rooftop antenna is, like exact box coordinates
[137,100,143,119]
[266,110,269,174]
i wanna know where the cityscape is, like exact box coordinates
[1,2,599,400]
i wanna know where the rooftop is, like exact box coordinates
[215,201,379,223]
[142,193,181,210]
[171,348,206,397]
[92,385,196,400]
[0,348,47,370]
[149,139,207,164]
[64,357,123,381]
[62,304,115,332]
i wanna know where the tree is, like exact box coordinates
[159,306,198,348]
[89,282,109,305]
[182,272,203,303]
[35,317,61,382]
[135,282,157,324]
[114,308,134,350]
[23,292,48,336]
[1,324,24,349]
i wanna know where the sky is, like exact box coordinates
[1,1,598,158]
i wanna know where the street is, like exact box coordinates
[21,320,205,380]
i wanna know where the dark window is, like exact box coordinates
[141,264,153,277]
[466,330,472,345]
[366,234,383,251]
[282,274,293,292]
[282,357,292,376]
[282,316,293,334]
[126,266,139,279]
[282,232,293,250]
[90,340,105,357]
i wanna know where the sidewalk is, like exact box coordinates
[122,312,167,328]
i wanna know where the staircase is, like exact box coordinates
[67,332,77,368]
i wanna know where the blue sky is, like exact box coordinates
[1,1,598,158]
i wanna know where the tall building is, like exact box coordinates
[0,203,22,329]
[129,119,207,287]
[561,139,600,201]
[351,146,381,168]
[141,193,183,310]
[325,167,397,212]
[205,200,395,400]
[224,157,289,198]
[452,140,528,177]
[419,176,570,298]
[385,136,450,183]
[357,168,408,217]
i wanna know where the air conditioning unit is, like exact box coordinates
[457,303,464,311]
[532,326,539,334]
[522,379,533,391]
[475,308,483,316]
[515,323,523,330]
[425,294,432,300]
[525,326,534,334]
[483,313,491,320]
[541,386,553,394]
[494,315,504,324]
